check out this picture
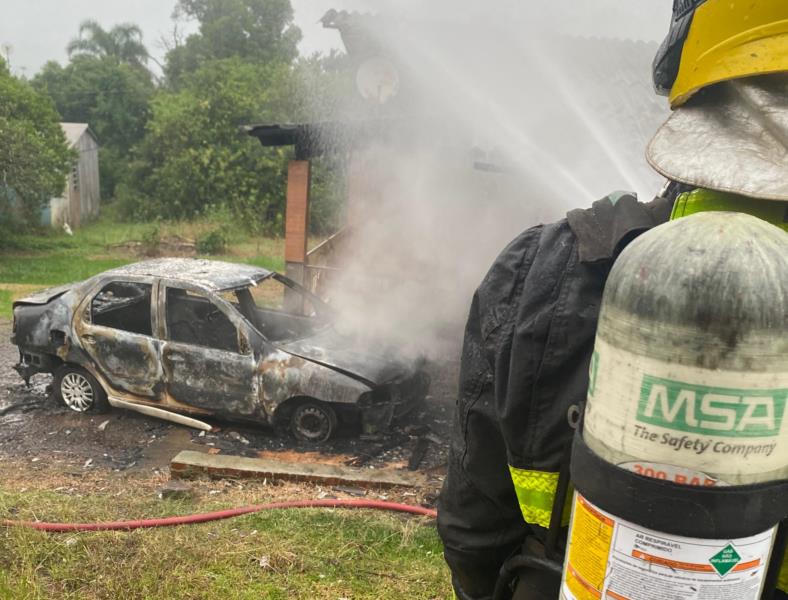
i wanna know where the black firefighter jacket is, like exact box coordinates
[437,193,673,600]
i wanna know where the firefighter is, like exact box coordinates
[437,1,788,598]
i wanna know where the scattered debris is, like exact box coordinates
[110,235,196,258]
[333,485,367,497]
[229,431,251,445]
[97,420,110,432]
[424,433,443,446]
[346,434,407,468]
[158,480,194,500]
[404,425,430,436]
[408,437,431,471]
[422,492,439,508]
[0,399,39,416]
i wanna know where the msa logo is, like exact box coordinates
[638,375,786,438]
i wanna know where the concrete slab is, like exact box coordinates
[170,451,425,489]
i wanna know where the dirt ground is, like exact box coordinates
[0,319,458,501]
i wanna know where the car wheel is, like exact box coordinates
[54,366,108,414]
[290,401,337,443]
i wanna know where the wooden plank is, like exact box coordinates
[170,450,424,489]
[284,160,310,263]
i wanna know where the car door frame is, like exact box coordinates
[156,279,264,420]
[73,274,164,400]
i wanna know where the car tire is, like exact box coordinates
[290,400,337,443]
[54,365,109,414]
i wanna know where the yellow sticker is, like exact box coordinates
[565,494,613,599]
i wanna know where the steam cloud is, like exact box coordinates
[308,1,672,359]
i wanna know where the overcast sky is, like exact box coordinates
[0,1,670,78]
[0,0,349,77]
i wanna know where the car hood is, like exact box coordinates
[278,328,421,386]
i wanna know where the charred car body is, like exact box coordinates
[11,259,428,441]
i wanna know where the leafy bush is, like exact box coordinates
[0,58,74,232]
[141,225,161,255]
[122,58,291,234]
[196,228,228,254]
[32,56,155,199]
[309,156,346,236]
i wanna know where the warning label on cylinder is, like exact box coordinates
[560,493,776,600]
[565,495,614,600]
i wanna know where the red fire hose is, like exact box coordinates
[1,499,437,533]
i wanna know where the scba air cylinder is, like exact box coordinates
[560,212,788,600]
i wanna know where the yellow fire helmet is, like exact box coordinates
[653,0,788,107]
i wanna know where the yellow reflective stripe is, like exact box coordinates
[508,467,571,529]
[778,547,787,593]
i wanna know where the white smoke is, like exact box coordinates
[310,1,673,358]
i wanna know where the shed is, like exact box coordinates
[44,123,100,228]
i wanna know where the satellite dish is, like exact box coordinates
[356,57,400,105]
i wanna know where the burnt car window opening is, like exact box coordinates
[91,282,153,336]
[233,275,326,342]
[165,287,238,353]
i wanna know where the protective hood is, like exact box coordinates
[647,75,788,201]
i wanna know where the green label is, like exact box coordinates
[709,543,741,577]
[637,375,786,438]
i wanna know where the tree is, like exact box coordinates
[120,57,292,230]
[35,20,156,199]
[33,56,155,198]
[165,0,301,86]
[67,20,151,69]
[285,51,357,122]
[122,50,353,235]
[0,58,73,231]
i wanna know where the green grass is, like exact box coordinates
[0,214,160,254]
[0,255,131,286]
[0,489,449,599]
[0,213,286,318]
[220,254,285,273]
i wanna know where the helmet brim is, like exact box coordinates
[648,76,788,202]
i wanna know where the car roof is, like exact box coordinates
[104,258,273,291]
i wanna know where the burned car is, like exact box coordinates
[11,258,428,442]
